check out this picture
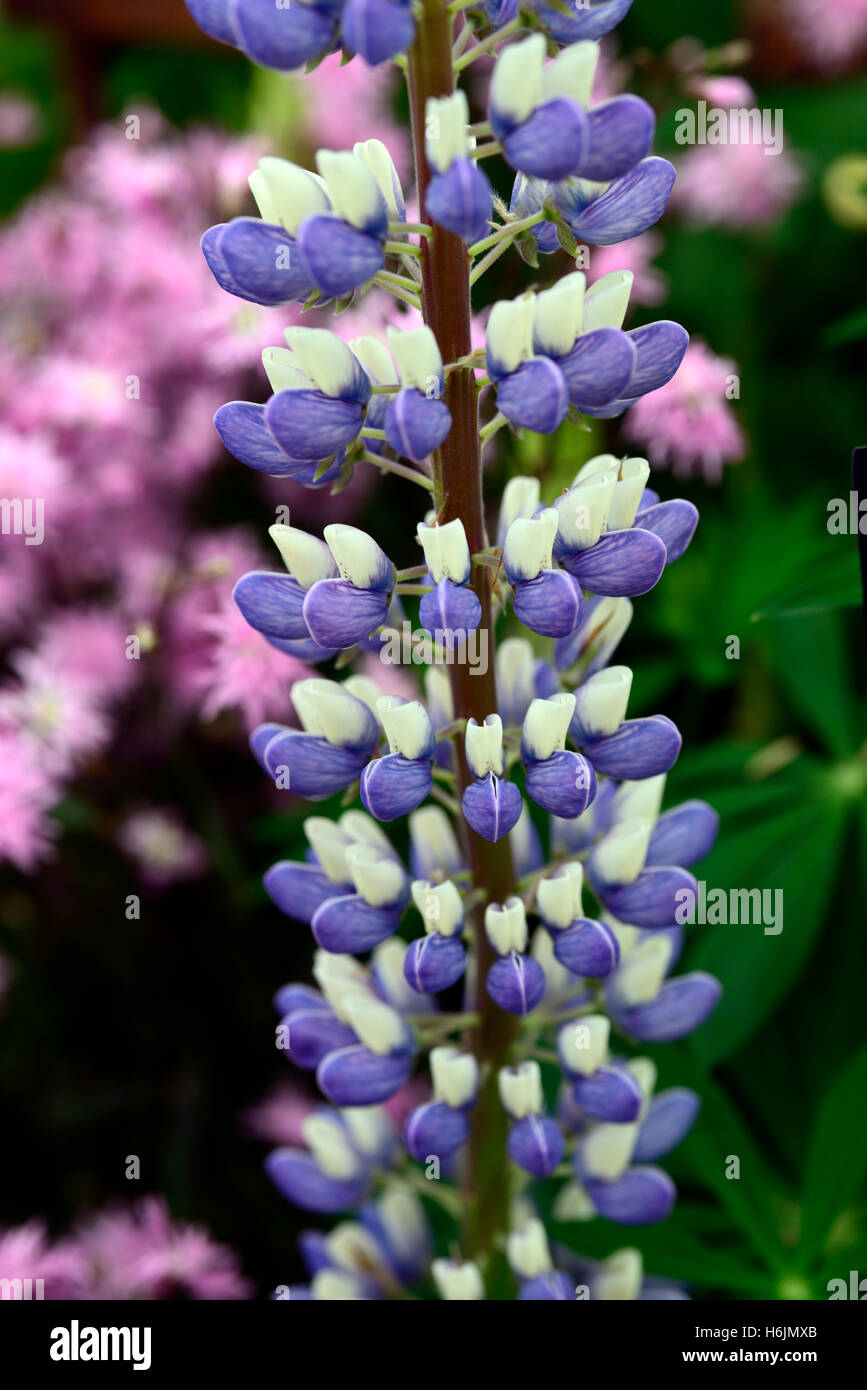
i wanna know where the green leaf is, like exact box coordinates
[550,1218,775,1296]
[751,564,862,622]
[822,303,867,347]
[762,609,862,758]
[799,1045,867,1269]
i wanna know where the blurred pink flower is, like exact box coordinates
[0,654,111,776]
[588,233,667,307]
[0,1220,86,1298]
[622,341,746,483]
[119,809,208,887]
[303,53,410,177]
[685,76,756,107]
[0,92,41,147]
[195,597,308,730]
[674,134,804,229]
[786,0,867,69]
[0,729,58,870]
[241,1081,316,1146]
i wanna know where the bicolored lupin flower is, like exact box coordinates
[233,523,338,662]
[341,0,416,66]
[461,714,522,842]
[644,799,720,868]
[384,327,452,463]
[432,1259,485,1301]
[217,328,371,483]
[186,0,341,73]
[499,1061,565,1176]
[556,1014,646,1121]
[503,508,583,638]
[425,91,492,243]
[574,1106,677,1227]
[265,809,395,927]
[537,861,619,979]
[408,803,464,882]
[303,524,394,649]
[530,0,635,45]
[312,842,409,953]
[416,518,481,643]
[404,1046,479,1162]
[274,978,356,1072]
[299,143,404,297]
[255,676,380,799]
[265,1107,383,1215]
[572,667,683,780]
[486,293,568,434]
[489,37,597,182]
[496,633,560,729]
[554,454,669,595]
[312,954,415,1106]
[485,898,546,1015]
[586,1247,689,1301]
[508,1220,574,1301]
[605,931,721,1043]
[521,692,597,819]
[404,879,466,994]
[534,273,637,414]
[361,696,435,821]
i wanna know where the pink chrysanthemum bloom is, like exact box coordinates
[674,133,804,230]
[34,609,136,702]
[64,1198,251,1300]
[787,0,867,69]
[119,809,208,887]
[0,1220,85,1299]
[588,233,667,307]
[622,340,746,484]
[302,52,411,176]
[685,76,757,107]
[0,728,58,869]
[195,596,310,731]
[0,653,111,777]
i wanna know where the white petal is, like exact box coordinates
[312,951,371,1022]
[601,910,640,958]
[522,692,576,760]
[552,1182,595,1222]
[304,816,354,883]
[582,1121,639,1179]
[424,664,455,723]
[485,895,528,955]
[283,326,363,399]
[349,335,398,386]
[498,1060,543,1118]
[408,805,462,872]
[377,696,433,759]
[339,1106,394,1158]
[324,524,390,589]
[611,773,667,824]
[498,475,541,545]
[581,269,633,333]
[614,935,672,1005]
[465,713,504,779]
[594,1249,643,1301]
[608,457,651,531]
[411,879,464,936]
[432,1259,484,1301]
[311,1270,369,1300]
[370,939,418,1014]
[292,678,372,747]
[574,665,632,737]
[416,518,470,583]
[426,90,470,172]
[316,149,384,230]
[626,1057,657,1114]
[557,1015,609,1076]
[534,272,586,357]
[430,1045,478,1107]
[592,817,652,886]
[353,138,404,220]
[346,843,406,907]
[377,1183,428,1263]
[537,860,584,929]
[339,808,397,856]
[530,924,573,999]
[490,34,545,128]
[253,157,330,235]
[262,345,307,393]
[342,675,385,721]
[326,1222,388,1275]
[269,524,337,587]
[507,1220,553,1279]
[496,637,537,722]
[554,469,617,550]
[386,325,443,393]
[503,508,558,582]
[486,294,536,375]
[302,1113,362,1179]
[343,994,406,1055]
[540,41,599,108]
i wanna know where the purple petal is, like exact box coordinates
[583,714,682,781]
[250,721,286,770]
[186,0,239,46]
[303,578,390,649]
[212,218,312,305]
[633,498,698,564]
[519,1272,575,1300]
[427,158,492,243]
[556,326,637,408]
[513,568,584,638]
[385,389,451,462]
[273,983,328,1016]
[578,95,656,182]
[525,750,597,818]
[573,1064,643,1122]
[404,934,467,994]
[265,389,363,463]
[496,356,569,434]
[646,801,719,868]
[552,917,619,977]
[215,400,308,477]
[281,1007,358,1070]
[404,1100,470,1161]
[312,894,402,953]
[266,634,338,662]
[462,773,523,843]
[633,1088,701,1162]
[230,0,337,70]
[264,1148,368,1213]
[361,753,433,822]
[571,157,676,246]
[419,578,481,641]
[264,860,347,925]
[610,971,721,1042]
[486,952,546,1015]
[530,0,634,44]
[600,865,697,928]
[296,215,385,296]
[584,1165,676,1225]
[233,570,310,641]
[507,1115,564,1177]
[317,1044,414,1106]
[263,730,369,799]
[341,0,416,66]
[625,320,689,398]
[562,528,666,597]
[501,99,589,181]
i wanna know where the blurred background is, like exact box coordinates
[0,0,865,1300]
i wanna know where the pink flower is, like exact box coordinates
[0,653,112,776]
[0,728,58,869]
[786,0,867,69]
[302,53,410,177]
[622,340,746,484]
[35,610,135,701]
[119,809,208,887]
[685,76,757,107]
[674,135,804,230]
[0,1221,85,1299]
[195,596,309,730]
[0,92,41,148]
[588,233,667,308]
[241,1081,316,1146]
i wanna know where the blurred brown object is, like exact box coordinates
[6,0,211,133]
[741,0,867,78]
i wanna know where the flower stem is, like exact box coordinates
[408,0,517,1290]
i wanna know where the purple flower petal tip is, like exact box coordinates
[360,752,433,822]
[552,917,620,978]
[633,497,699,564]
[404,1100,471,1162]
[583,714,682,781]
[312,894,401,953]
[585,1165,677,1225]
[297,215,384,297]
[496,357,569,434]
[403,934,467,994]
[645,800,719,868]
[462,773,523,842]
[525,750,597,819]
[264,1148,368,1213]
[385,389,451,462]
[600,864,696,928]
[486,952,546,1015]
[513,568,584,638]
[633,1087,701,1162]
[508,1115,565,1177]
[317,1043,414,1106]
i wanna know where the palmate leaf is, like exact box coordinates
[799,1045,867,1270]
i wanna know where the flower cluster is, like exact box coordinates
[186,0,722,1299]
